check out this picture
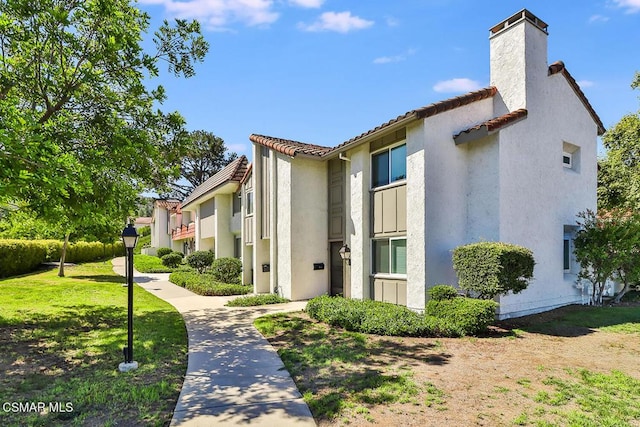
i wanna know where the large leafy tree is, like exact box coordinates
[167,130,238,199]
[598,73,640,210]
[0,0,209,275]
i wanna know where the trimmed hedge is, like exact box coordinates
[425,297,498,336]
[428,284,459,301]
[169,270,252,296]
[452,242,534,299]
[226,294,290,307]
[0,239,125,278]
[161,252,183,268]
[305,295,497,337]
[186,250,214,273]
[211,257,242,284]
[156,247,173,258]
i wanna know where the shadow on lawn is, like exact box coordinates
[69,274,126,283]
[497,303,640,338]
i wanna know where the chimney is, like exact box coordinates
[489,9,549,113]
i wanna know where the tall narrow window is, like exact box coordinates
[563,238,571,271]
[373,239,390,274]
[390,144,407,182]
[372,151,390,188]
[391,239,407,274]
[246,191,253,215]
[233,191,241,214]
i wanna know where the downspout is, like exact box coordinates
[271,152,279,296]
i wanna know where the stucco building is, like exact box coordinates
[242,9,604,319]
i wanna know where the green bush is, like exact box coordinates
[425,297,498,336]
[452,242,535,299]
[0,239,125,278]
[169,270,252,296]
[161,252,183,269]
[428,284,459,301]
[186,251,214,273]
[226,294,289,307]
[0,239,47,278]
[156,247,173,258]
[211,257,242,284]
[306,295,496,337]
[138,226,151,237]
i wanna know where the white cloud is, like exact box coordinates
[137,0,279,29]
[433,78,482,93]
[385,16,400,27]
[289,0,324,8]
[612,0,640,13]
[577,80,595,88]
[588,14,610,23]
[298,11,374,33]
[373,48,417,65]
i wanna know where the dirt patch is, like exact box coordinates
[264,305,640,427]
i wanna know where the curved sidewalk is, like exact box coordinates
[112,257,316,426]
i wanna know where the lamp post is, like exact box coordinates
[119,223,139,372]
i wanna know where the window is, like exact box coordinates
[372,237,407,275]
[562,152,572,168]
[563,225,578,273]
[372,143,406,188]
[234,236,242,259]
[245,190,253,215]
[200,198,215,218]
[232,190,241,214]
[562,141,580,172]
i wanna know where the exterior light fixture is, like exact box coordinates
[119,223,139,372]
[339,244,351,265]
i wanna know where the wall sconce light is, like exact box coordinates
[339,244,351,265]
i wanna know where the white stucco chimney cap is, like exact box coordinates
[490,9,548,37]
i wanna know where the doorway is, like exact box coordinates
[330,242,344,296]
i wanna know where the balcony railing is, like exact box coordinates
[172,222,195,241]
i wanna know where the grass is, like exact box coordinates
[0,261,187,427]
[133,254,176,273]
[256,304,640,426]
[226,294,289,307]
[134,234,151,255]
[255,312,435,423]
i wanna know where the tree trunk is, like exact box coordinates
[58,232,70,277]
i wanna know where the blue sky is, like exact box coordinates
[137,0,640,158]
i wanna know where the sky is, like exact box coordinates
[137,0,640,158]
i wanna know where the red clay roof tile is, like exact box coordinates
[454,109,528,143]
[249,134,333,158]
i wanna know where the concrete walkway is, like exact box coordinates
[112,257,316,426]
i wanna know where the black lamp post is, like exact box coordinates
[119,223,139,372]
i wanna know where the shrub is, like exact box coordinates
[452,242,534,299]
[428,284,459,301]
[306,295,496,337]
[138,226,151,237]
[161,252,183,268]
[211,257,242,284]
[169,270,252,296]
[425,297,498,336]
[186,251,214,273]
[0,239,47,278]
[226,294,289,307]
[156,247,173,258]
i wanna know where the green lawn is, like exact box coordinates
[133,254,175,273]
[0,261,187,427]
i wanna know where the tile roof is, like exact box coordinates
[249,134,333,158]
[181,156,249,209]
[155,199,181,211]
[454,109,528,144]
[332,86,499,152]
[134,217,152,225]
[548,61,606,135]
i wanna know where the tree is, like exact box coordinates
[0,0,209,275]
[598,74,640,210]
[573,209,640,305]
[167,130,238,198]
